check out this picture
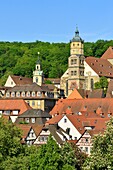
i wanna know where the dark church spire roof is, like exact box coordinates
[36,52,41,64]
[71,26,84,43]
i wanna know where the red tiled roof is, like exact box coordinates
[11,75,33,85]
[32,125,44,136]
[16,124,32,138]
[85,57,113,78]
[67,88,83,99]
[0,99,32,115]
[46,115,63,125]
[50,98,113,117]
[101,46,113,59]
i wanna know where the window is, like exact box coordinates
[4,110,10,115]
[36,77,38,83]
[37,100,41,106]
[74,71,77,75]
[16,92,20,97]
[91,78,94,90]
[85,147,88,153]
[86,138,89,143]
[27,92,30,97]
[71,59,77,65]
[11,81,13,85]
[25,118,29,123]
[71,71,74,76]
[80,147,83,151]
[64,118,67,123]
[11,92,15,97]
[37,91,41,96]
[6,92,10,97]
[22,92,25,97]
[32,92,35,97]
[32,101,35,106]
[31,118,35,123]
[80,71,84,76]
[13,110,19,115]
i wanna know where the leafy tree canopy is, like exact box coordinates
[0,39,113,85]
[83,117,113,170]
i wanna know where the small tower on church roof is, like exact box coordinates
[33,52,44,86]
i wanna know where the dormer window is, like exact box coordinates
[27,92,30,97]
[11,92,15,97]
[37,91,41,96]
[16,92,20,97]
[99,71,102,74]
[22,92,25,97]
[6,92,10,97]
[32,92,35,97]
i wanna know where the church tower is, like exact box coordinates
[68,27,85,95]
[33,52,44,86]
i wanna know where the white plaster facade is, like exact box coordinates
[58,115,81,140]
[4,75,16,87]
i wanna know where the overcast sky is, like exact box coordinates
[0,0,113,43]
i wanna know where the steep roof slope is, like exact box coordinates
[101,46,113,59]
[85,57,113,78]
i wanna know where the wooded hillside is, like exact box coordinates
[0,39,113,85]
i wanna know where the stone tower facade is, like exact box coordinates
[60,27,85,96]
[33,54,44,86]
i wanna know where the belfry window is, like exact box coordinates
[71,59,77,65]
[36,77,38,83]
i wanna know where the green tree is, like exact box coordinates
[94,76,108,93]
[61,142,77,169]
[83,117,113,170]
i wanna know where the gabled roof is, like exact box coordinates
[0,99,32,114]
[50,98,113,117]
[85,57,113,78]
[101,46,113,59]
[67,88,83,99]
[16,124,32,139]
[10,75,33,86]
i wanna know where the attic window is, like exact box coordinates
[109,66,112,68]
[68,106,71,109]
[95,59,98,62]
[91,63,94,65]
[94,120,97,124]
[108,113,112,117]
[64,118,67,123]
[100,64,103,67]
[99,71,102,74]
[109,73,112,75]
[84,106,87,108]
